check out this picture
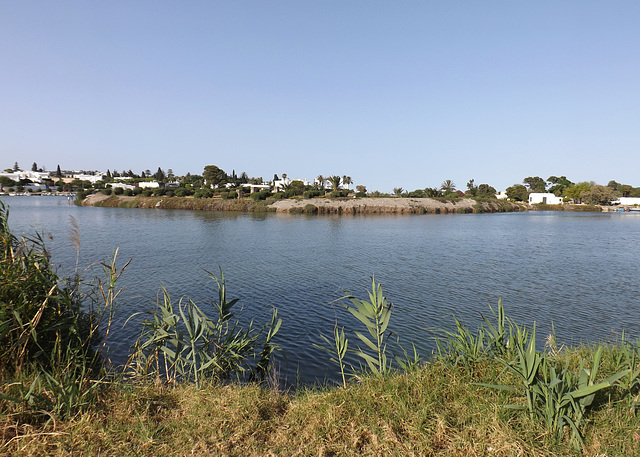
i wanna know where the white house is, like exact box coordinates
[138,181,160,189]
[614,197,640,206]
[529,193,563,205]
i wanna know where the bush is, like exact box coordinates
[303,190,323,199]
[194,188,214,199]
[142,189,154,197]
[173,187,193,197]
[330,190,349,198]
[355,192,366,198]
[113,187,124,195]
[221,191,238,200]
[102,188,113,195]
[272,192,284,200]
[123,189,133,196]
[304,204,318,214]
[250,190,272,201]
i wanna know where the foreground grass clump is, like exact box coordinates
[2,356,640,456]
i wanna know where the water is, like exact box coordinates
[3,196,640,385]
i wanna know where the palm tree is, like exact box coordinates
[328,175,342,191]
[342,175,353,190]
[393,187,405,196]
[316,175,325,189]
[440,179,456,192]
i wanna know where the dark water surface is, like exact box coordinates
[4,196,640,384]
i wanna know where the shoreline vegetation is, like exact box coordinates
[79,193,604,215]
[3,204,637,456]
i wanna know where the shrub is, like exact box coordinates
[355,192,366,198]
[303,190,323,199]
[142,189,153,197]
[173,187,193,197]
[102,188,112,195]
[304,204,318,214]
[194,188,214,199]
[113,187,124,195]
[123,189,133,196]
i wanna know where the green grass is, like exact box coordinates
[3,201,640,455]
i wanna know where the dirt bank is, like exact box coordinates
[81,193,523,214]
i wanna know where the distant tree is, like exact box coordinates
[466,179,478,196]
[607,180,621,191]
[167,169,174,180]
[505,184,529,201]
[32,162,38,172]
[564,181,594,203]
[327,175,342,191]
[112,170,120,178]
[0,176,17,189]
[580,185,619,205]
[425,187,442,198]
[273,174,279,182]
[440,180,456,192]
[342,176,353,189]
[240,171,249,184]
[106,169,112,179]
[154,167,165,182]
[356,184,367,194]
[477,184,496,197]
[393,187,404,196]
[203,165,227,188]
[13,162,19,172]
[56,165,62,178]
[618,184,633,197]
[547,176,573,196]
[523,176,546,192]
[315,175,325,189]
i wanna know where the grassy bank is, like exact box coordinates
[2,352,639,456]
[2,201,639,456]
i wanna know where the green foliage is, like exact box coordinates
[505,184,529,201]
[193,188,214,199]
[523,176,547,192]
[303,204,318,214]
[436,299,632,450]
[0,202,126,417]
[303,189,323,199]
[203,165,227,188]
[128,270,281,387]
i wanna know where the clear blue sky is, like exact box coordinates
[1,1,638,192]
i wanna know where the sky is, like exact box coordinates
[1,1,639,192]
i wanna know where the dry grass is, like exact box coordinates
[4,358,637,456]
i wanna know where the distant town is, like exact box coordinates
[2,161,640,207]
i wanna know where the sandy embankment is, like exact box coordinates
[269,197,479,214]
[81,193,521,214]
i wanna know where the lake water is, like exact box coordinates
[3,196,640,385]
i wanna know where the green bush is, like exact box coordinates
[123,189,133,196]
[102,188,112,195]
[113,187,124,195]
[355,192,366,198]
[173,187,193,197]
[142,189,153,197]
[303,190,323,199]
[304,204,318,214]
[194,188,214,199]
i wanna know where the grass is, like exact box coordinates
[3,201,640,455]
[2,356,639,456]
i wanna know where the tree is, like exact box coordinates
[56,165,62,178]
[154,167,165,182]
[505,184,529,201]
[356,185,367,194]
[32,162,38,172]
[523,176,546,192]
[13,162,19,172]
[203,165,227,188]
[564,181,594,203]
[580,185,619,205]
[466,179,478,196]
[547,176,573,196]
[477,184,496,197]
[342,176,353,189]
[440,179,456,192]
[327,175,342,191]
[393,187,405,196]
[316,175,324,189]
[425,187,442,198]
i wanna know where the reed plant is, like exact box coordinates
[0,202,125,419]
[127,269,282,387]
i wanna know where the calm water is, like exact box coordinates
[4,196,640,384]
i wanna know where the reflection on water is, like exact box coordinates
[4,196,640,385]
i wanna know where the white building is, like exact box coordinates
[138,181,160,189]
[614,197,640,206]
[528,192,563,205]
